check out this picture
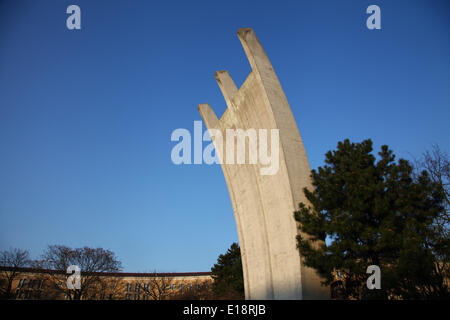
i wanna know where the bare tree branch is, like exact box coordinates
[38,245,122,300]
[0,248,30,299]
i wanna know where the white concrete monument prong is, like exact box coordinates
[198,28,329,300]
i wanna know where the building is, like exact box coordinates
[0,266,213,300]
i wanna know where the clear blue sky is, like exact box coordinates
[0,0,449,272]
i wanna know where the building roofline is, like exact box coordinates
[0,266,212,278]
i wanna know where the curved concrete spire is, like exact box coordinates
[198,28,329,300]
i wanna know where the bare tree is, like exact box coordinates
[93,276,127,300]
[412,144,450,297]
[134,272,176,300]
[0,248,30,299]
[413,144,450,227]
[39,245,122,300]
[171,279,214,300]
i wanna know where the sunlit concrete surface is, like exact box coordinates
[198,28,329,299]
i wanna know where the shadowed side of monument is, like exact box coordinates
[198,28,329,300]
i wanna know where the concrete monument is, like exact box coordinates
[198,28,329,300]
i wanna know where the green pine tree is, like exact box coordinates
[294,139,448,299]
[211,242,244,299]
